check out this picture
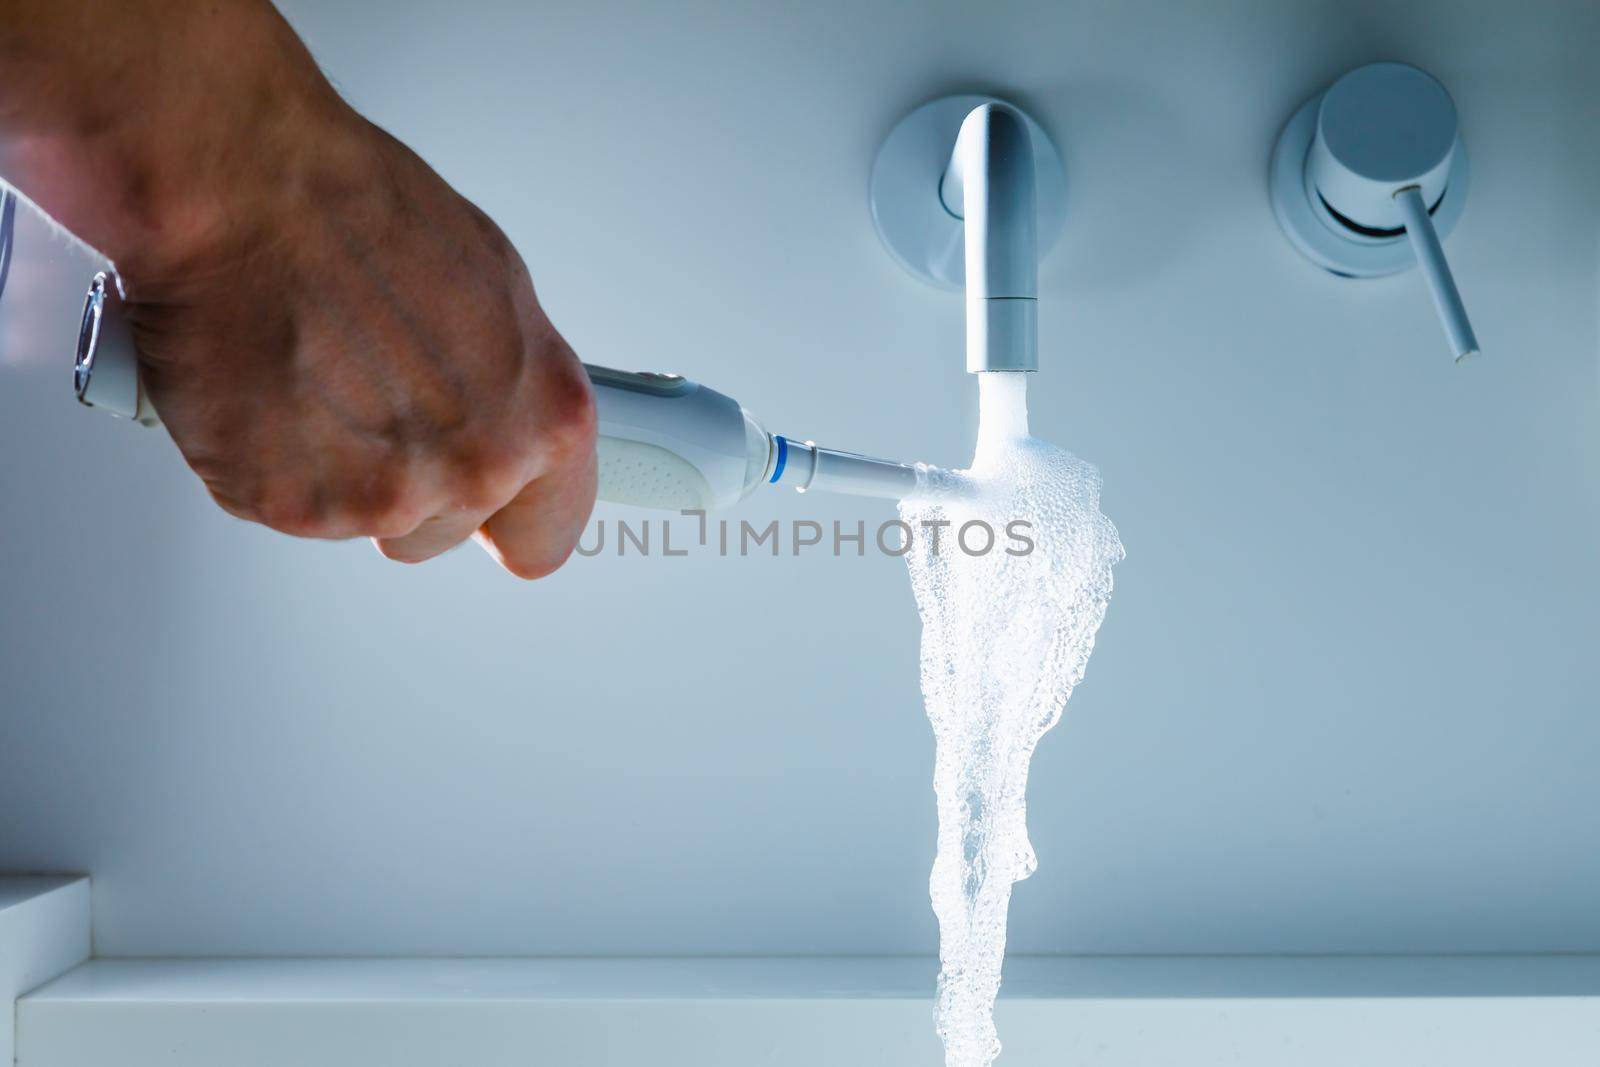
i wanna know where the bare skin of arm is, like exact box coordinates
[0,0,597,578]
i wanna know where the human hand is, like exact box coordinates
[2,0,597,577]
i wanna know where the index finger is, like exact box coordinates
[474,444,598,579]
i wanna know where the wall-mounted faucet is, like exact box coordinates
[1270,62,1480,362]
[870,94,1066,374]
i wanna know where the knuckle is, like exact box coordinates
[177,431,335,538]
[533,366,597,465]
[344,474,432,538]
[252,485,326,537]
[367,506,429,540]
[453,453,524,513]
[446,434,538,511]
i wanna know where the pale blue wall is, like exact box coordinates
[3,0,1599,956]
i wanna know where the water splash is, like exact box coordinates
[900,372,1123,1066]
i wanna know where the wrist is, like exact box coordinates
[0,1,353,291]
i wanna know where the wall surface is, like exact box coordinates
[2,0,1598,957]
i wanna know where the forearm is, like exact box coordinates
[0,0,346,283]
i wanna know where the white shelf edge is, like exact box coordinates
[0,876,91,1067]
[18,954,1600,1067]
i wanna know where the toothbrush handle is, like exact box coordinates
[1394,185,1479,362]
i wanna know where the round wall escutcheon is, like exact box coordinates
[870,94,1066,291]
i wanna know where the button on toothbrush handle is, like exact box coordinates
[1393,185,1479,362]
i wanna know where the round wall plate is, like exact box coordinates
[870,94,1066,291]
[1270,92,1468,279]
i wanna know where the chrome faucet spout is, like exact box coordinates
[943,104,1039,373]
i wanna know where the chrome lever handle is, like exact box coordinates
[1394,185,1479,362]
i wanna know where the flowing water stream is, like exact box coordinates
[900,371,1123,1065]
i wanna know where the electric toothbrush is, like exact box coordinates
[72,272,927,511]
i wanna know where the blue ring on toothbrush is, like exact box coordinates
[770,435,788,483]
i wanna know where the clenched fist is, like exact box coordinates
[1,0,597,577]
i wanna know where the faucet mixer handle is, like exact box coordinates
[1270,62,1481,363]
